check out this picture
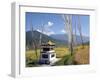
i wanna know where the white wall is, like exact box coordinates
[0,0,100,80]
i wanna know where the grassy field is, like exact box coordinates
[26,45,89,67]
[54,47,70,58]
[74,45,89,64]
[26,50,40,67]
[26,47,69,67]
[55,45,89,65]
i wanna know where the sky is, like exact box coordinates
[26,12,89,37]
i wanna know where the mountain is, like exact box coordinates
[26,30,89,49]
[50,34,89,44]
[50,34,68,41]
[26,31,68,49]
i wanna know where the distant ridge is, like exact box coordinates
[26,30,89,49]
[26,30,68,49]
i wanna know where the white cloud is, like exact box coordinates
[37,29,42,33]
[36,21,55,36]
[61,29,66,33]
[47,21,54,27]
[36,29,55,36]
[45,31,55,36]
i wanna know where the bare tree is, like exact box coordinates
[30,18,38,59]
[73,16,77,47]
[39,24,44,61]
[39,23,44,49]
[62,14,73,55]
[69,15,73,55]
[77,16,84,48]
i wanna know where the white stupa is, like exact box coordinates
[39,41,57,65]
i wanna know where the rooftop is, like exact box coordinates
[41,41,55,46]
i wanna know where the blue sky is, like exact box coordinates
[26,12,89,37]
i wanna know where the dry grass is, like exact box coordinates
[26,47,69,66]
[54,47,69,58]
[26,50,40,60]
[74,45,89,64]
[26,47,69,60]
[26,45,90,66]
